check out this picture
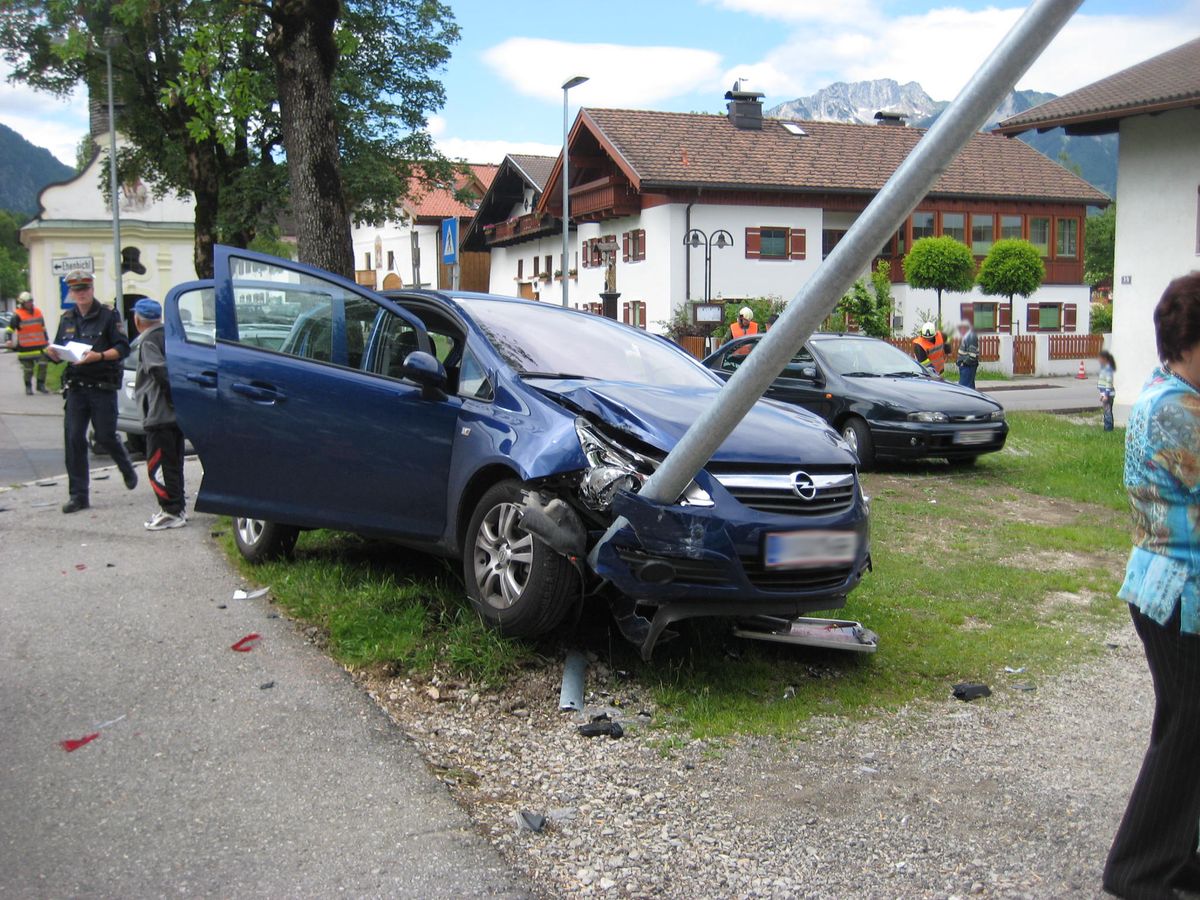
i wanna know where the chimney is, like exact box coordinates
[725,80,765,131]
[873,110,908,127]
[88,89,126,142]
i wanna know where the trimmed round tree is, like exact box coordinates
[902,236,976,329]
[977,239,1046,308]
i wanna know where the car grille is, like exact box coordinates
[617,550,727,586]
[710,469,857,516]
[739,557,854,593]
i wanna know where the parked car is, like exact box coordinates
[164,247,872,657]
[703,333,1008,468]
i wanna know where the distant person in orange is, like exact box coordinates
[912,321,947,377]
[730,307,758,356]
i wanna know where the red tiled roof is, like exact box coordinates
[404,163,500,219]
[996,36,1200,136]
[580,108,1108,204]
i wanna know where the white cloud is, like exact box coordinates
[434,136,561,165]
[0,61,88,166]
[482,38,724,106]
[710,0,876,25]
[724,5,1200,106]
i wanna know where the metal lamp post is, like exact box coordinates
[103,29,122,309]
[561,75,588,306]
[683,228,733,303]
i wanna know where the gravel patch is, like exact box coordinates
[360,619,1150,899]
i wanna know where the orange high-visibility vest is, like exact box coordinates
[12,306,49,354]
[913,333,947,375]
[730,321,758,340]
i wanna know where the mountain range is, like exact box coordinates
[766,78,1116,198]
[0,123,74,215]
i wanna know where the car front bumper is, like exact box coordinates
[591,472,871,656]
[869,419,1008,460]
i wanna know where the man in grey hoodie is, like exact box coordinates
[132,298,186,530]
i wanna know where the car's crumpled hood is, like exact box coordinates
[856,376,1003,415]
[534,379,854,465]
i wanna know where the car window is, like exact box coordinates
[177,288,215,347]
[457,299,717,387]
[458,347,493,400]
[370,311,421,380]
[814,337,926,376]
[781,347,816,379]
[345,297,379,371]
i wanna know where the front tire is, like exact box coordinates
[233,517,299,563]
[841,416,876,470]
[463,481,579,637]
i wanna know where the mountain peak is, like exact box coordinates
[765,78,940,125]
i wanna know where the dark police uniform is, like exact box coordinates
[55,301,138,506]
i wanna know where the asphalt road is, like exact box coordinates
[0,457,526,897]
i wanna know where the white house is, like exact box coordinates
[997,35,1200,420]
[350,163,497,293]
[20,103,197,338]
[468,87,1106,371]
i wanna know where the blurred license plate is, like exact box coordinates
[954,429,996,445]
[765,530,858,569]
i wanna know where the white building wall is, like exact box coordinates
[893,283,1092,341]
[1110,107,1200,423]
[350,215,440,290]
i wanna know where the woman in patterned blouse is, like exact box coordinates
[1105,271,1200,900]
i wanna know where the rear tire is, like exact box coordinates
[233,517,299,563]
[840,416,876,470]
[463,481,579,638]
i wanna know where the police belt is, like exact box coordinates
[64,373,120,391]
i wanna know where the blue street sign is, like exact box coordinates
[440,218,459,266]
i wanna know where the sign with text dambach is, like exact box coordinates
[51,256,94,277]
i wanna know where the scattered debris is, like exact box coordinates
[232,587,270,600]
[578,714,624,739]
[37,480,56,487]
[94,474,109,481]
[559,649,587,712]
[1012,683,1037,692]
[105,563,115,568]
[230,633,261,652]
[734,616,879,653]
[952,682,992,702]
[260,681,275,690]
[1004,666,1026,674]
[74,563,86,571]
[267,613,279,619]
[30,501,53,508]
[515,809,547,833]
[210,530,226,538]
[217,604,227,609]
[60,733,99,752]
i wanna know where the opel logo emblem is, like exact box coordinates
[791,471,817,500]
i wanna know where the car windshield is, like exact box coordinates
[814,336,927,377]
[458,299,718,387]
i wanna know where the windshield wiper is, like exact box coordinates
[519,371,592,380]
[840,371,879,377]
[883,371,923,378]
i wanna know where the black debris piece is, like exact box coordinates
[267,613,280,619]
[211,530,226,538]
[260,681,275,690]
[217,604,227,610]
[578,718,624,739]
[952,682,992,702]
[517,810,546,832]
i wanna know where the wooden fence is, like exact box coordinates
[1048,333,1104,361]
[1014,334,1037,375]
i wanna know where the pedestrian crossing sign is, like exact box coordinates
[440,218,458,266]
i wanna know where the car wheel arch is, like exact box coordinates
[454,463,525,555]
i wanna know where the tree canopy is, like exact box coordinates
[0,0,459,278]
[835,260,895,338]
[1084,204,1115,288]
[902,236,976,326]
[976,238,1045,302]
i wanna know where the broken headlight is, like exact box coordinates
[575,418,655,511]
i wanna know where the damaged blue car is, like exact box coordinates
[166,247,871,657]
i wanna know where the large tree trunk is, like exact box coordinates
[185,138,220,279]
[267,0,354,278]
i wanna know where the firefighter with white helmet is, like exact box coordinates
[912,320,948,377]
[7,291,50,394]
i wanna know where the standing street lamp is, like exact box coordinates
[102,29,123,311]
[561,75,588,307]
[683,228,734,303]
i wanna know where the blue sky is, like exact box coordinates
[2,0,1196,165]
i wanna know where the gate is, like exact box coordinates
[1014,334,1036,375]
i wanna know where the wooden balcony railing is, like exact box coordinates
[569,176,639,220]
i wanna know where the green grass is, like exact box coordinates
[216,411,1130,737]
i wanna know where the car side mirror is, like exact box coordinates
[800,365,819,381]
[402,350,448,399]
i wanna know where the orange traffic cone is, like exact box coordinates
[1076,360,1087,380]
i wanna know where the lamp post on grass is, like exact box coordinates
[561,75,588,306]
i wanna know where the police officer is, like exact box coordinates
[45,270,138,513]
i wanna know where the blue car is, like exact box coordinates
[165,247,871,657]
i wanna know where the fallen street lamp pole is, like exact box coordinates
[589,0,1083,569]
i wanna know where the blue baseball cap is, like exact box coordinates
[133,298,162,320]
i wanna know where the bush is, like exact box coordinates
[1090,302,1112,334]
[832,260,895,338]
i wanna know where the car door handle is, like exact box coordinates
[186,371,218,389]
[231,382,286,403]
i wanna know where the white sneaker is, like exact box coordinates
[145,510,187,531]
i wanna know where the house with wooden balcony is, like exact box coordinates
[474,85,1108,354]
[349,162,498,292]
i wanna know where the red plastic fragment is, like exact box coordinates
[75,564,87,571]
[61,732,100,752]
[230,633,261,652]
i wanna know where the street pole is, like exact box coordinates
[561,75,588,306]
[591,0,1083,559]
[104,37,122,312]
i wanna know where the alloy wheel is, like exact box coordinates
[473,502,534,610]
[236,517,266,547]
[842,425,859,453]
